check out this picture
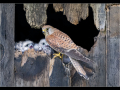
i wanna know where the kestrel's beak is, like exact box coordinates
[42,29,46,32]
[42,29,47,35]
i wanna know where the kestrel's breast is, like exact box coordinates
[46,30,78,53]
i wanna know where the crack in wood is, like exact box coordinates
[0,43,4,62]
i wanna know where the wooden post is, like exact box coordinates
[0,4,15,87]
[106,5,120,87]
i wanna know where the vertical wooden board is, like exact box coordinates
[49,58,70,87]
[107,39,119,86]
[87,36,106,87]
[106,6,120,87]
[0,4,15,87]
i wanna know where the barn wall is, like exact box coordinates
[1,3,120,87]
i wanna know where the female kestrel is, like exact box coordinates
[42,25,94,80]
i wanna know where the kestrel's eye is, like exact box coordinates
[46,28,49,31]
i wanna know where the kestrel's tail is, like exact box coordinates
[69,57,89,80]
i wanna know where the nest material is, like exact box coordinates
[14,49,47,67]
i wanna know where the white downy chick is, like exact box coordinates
[15,40,34,53]
[38,38,52,56]
[15,41,23,51]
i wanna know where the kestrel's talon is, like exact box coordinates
[53,52,62,59]
[53,53,64,63]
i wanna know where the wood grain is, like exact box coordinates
[0,4,15,87]
[106,5,120,87]
[53,3,88,25]
[23,3,48,29]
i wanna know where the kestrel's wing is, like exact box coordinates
[65,49,94,66]
[69,57,89,80]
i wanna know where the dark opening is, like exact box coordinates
[15,4,44,43]
[15,4,99,51]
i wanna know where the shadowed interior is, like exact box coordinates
[15,4,99,51]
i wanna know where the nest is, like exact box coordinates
[14,48,48,67]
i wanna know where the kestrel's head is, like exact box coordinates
[42,25,56,36]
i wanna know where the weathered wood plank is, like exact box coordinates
[87,34,106,87]
[106,5,120,87]
[0,4,15,87]
[23,3,48,29]
[53,3,89,25]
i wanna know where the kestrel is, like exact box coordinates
[42,25,94,80]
